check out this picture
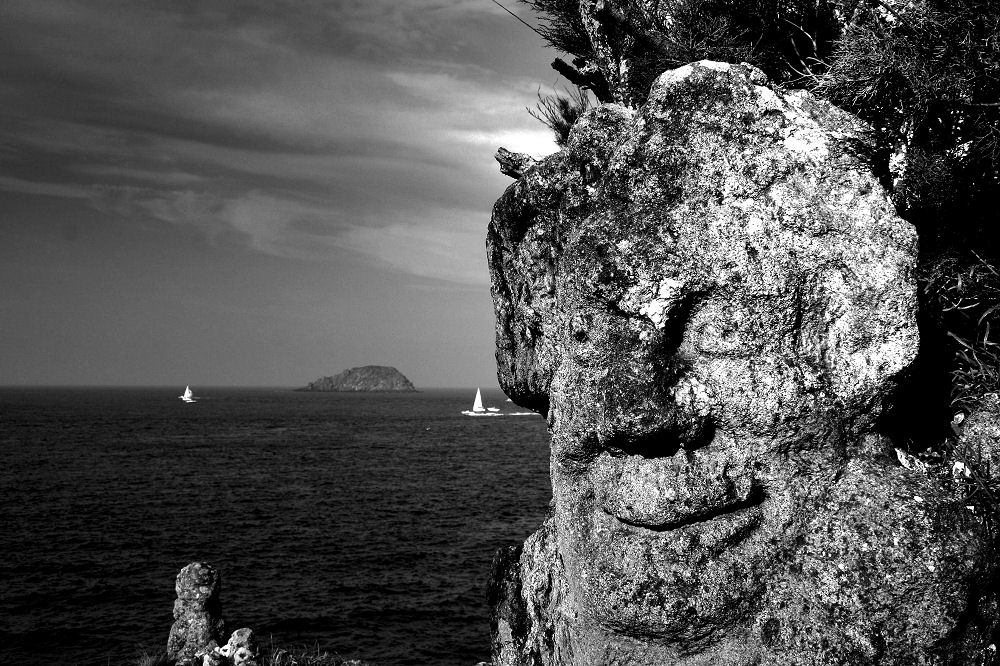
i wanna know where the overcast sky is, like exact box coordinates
[0,0,562,388]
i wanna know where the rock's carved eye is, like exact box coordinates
[692,313,747,356]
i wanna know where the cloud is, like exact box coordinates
[335,213,491,286]
[0,175,94,199]
[73,165,207,186]
[0,0,558,285]
[65,183,490,286]
[218,192,345,257]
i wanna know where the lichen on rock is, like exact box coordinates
[488,61,1000,665]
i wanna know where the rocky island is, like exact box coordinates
[296,365,416,392]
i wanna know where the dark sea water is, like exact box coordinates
[0,387,551,666]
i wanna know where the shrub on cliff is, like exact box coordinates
[528,86,593,145]
[519,1,999,196]
[816,1,1000,247]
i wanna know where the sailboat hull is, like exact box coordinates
[460,387,535,416]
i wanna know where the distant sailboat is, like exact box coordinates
[179,386,197,403]
[461,387,501,416]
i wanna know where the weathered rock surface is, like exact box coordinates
[296,365,416,392]
[167,562,225,665]
[221,627,259,666]
[488,61,1000,665]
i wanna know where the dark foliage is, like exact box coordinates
[620,0,842,98]
[922,252,1000,412]
[518,0,844,104]
[818,1,1000,247]
[519,0,592,57]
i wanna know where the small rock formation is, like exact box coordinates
[219,627,259,666]
[296,365,416,392]
[167,562,225,664]
[496,148,537,179]
[487,61,1000,665]
[166,563,262,666]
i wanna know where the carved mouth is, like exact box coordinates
[607,487,765,532]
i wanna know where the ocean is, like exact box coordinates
[0,387,551,666]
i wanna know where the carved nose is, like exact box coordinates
[556,288,709,458]
[592,357,712,456]
[591,306,709,453]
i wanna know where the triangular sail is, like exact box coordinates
[472,387,484,412]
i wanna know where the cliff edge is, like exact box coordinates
[296,366,416,392]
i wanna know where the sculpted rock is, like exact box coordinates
[488,61,1000,665]
[167,562,225,665]
[296,365,416,392]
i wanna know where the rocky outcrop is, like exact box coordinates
[296,366,416,392]
[167,562,225,664]
[487,61,1000,665]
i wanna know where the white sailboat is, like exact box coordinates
[179,386,197,403]
[461,387,502,416]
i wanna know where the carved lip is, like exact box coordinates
[605,490,765,532]
[602,500,764,557]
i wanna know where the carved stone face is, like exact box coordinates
[545,204,915,643]
[489,63,919,645]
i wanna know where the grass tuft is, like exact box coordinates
[130,640,369,666]
[922,251,1000,413]
[926,432,1000,541]
[259,639,370,666]
[133,650,174,666]
[527,86,593,146]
